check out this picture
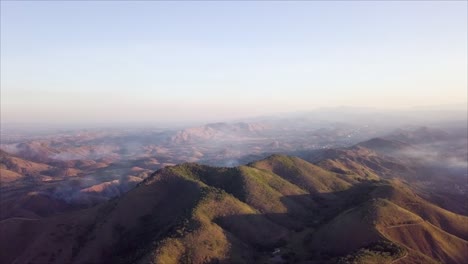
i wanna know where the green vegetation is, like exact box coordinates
[4,152,467,264]
[251,154,352,193]
[168,164,248,201]
[338,241,406,264]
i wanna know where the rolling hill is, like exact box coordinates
[1,150,466,264]
[0,150,54,183]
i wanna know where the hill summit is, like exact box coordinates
[1,151,466,264]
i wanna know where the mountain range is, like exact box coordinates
[1,134,466,264]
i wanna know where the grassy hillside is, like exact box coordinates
[1,152,466,264]
[250,154,353,193]
[0,150,53,183]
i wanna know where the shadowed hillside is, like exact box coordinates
[1,152,466,264]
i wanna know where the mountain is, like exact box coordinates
[355,137,414,155]
[0,150,54,183]
[169,122,268,144]
[299,144,411,180]
[1,152,466,264]
[388,126,451,144]
[0,149,148,220]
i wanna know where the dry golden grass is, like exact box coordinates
[0,168,22,182]
[2,154,467,264]
[251,154,352,193]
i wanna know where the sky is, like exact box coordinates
[1,1,467,125]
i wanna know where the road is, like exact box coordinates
[384,220,424,229]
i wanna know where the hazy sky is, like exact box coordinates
[1,1,467,124]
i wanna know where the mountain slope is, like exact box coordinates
[0,150,53,183]
[1,154,466,264]
[250,155,353,194]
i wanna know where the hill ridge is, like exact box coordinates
[2,153,467,264]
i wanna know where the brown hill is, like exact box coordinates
[389,126,451,144]
[0,150,53,183]
[1,154,466,264]
[250,154,353,194]
[170,122,267,144]
[356,137,414,155]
